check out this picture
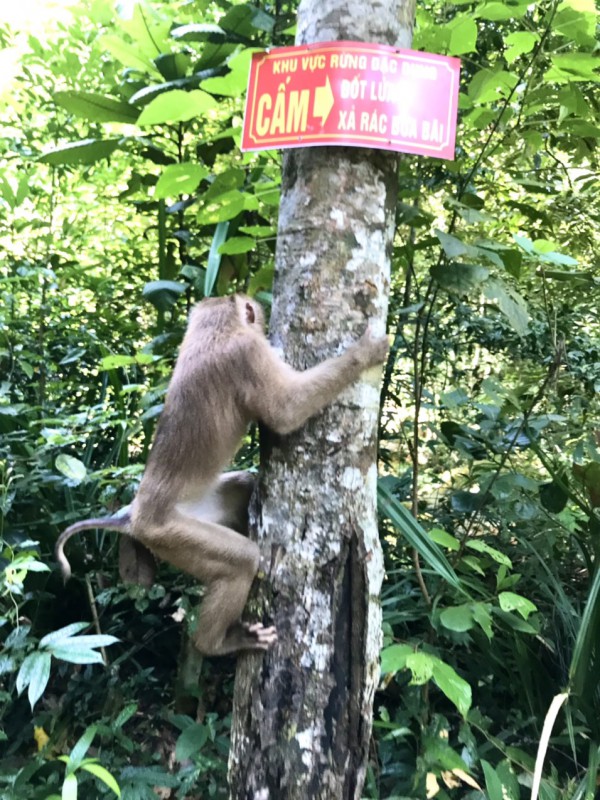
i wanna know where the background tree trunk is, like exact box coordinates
[229,2,416,798]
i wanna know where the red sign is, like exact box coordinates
[241,41,460,161]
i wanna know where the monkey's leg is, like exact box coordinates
[195,574,276,656]
[174,472,256,535]
[143,516,275,656]
[213,471,256,533]
[119,538,156,587]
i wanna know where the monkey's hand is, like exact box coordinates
[352,326,390,369]
[242,622,278,651]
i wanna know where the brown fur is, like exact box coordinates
[55,294,388,656]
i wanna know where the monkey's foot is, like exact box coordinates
[198,621,278,655]
[244,622,277,650]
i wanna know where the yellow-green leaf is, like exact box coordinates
[137,89,217,126]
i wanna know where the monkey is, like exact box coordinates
[56,294,389,656]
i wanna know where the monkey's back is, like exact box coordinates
[136,327,251,510]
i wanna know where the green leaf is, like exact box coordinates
[440,605,474,632]
[0,655,16,675]
[137,89,217,125]
[570,561,600,703]
[201,73,246,97]
[39,139,121,166]
[553,0,597,45]
[239,224,276,237]
[0,175,16,207]
[476,1,529,19]
[538,252,578,268]
[114,703,138,728]
[378,482,467,595]
[54,91,138,123]
[197,191,246,225]
[40,622,89,647]
[62,773,78,800]
[69,725,98,767]
[544,269,595,285]
[220,3,275,37]
[120,3,171,58]
[447,15,477,55]
[248,264,274,295]
[155,53,192,84]
[113,766,180,788]
[154,163,208,199]
[557,84,590,121]
[46,631,118,665]
[52,634,118,649]
[499,248,523,278]
[465,539,512,567]
[546,53,600,83]
[175,723,208,761]
[12,557,50,573]
[430,262,489,294]
[435,229,469,259]
[435,230,503,267]
[380,643,413,674]
[483,278,529,335]
[51,647,105,665]
[428,528,460,551]
[498,591,537,619]
[530,239,578,265]
[202,49,259,97]
[142,280,187,312]
[468,68,518,103]
[55,455,87,485]
[504,31,538,63]
[462,555,485,575]
[205,221,229,296]
[171,23,226,43]
[481,760,505,800]
[17,652,51,709]
[513,234,535,254]
[205,167,245,198]
[218,236,255,255]
[495,760,521,800]
[197,42,238,71]
[431,658,472,717]
[99,354,135,370]
[405,652,435,684]
[80,763,121,797]
[0,404,23,416]
[129,79,195,107]
[472,602,494,640]
[100,34,161,77]
[494,608,538,634]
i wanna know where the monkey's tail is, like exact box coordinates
[55,516,131,583]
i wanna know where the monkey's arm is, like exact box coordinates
[247,328,388,435]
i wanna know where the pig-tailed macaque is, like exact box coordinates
[56,294,389,656]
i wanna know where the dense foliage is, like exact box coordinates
[0,0,598,798]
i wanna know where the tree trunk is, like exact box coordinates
[229,2,415,798]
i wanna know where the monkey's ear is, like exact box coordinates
[245,302,256,325]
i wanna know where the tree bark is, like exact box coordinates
[229,2,415,798]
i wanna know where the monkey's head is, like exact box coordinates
[192,294,266,335]
[234,294,266,333]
